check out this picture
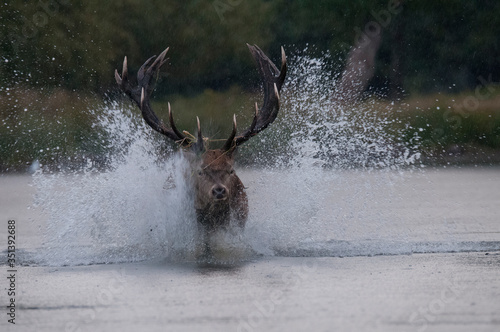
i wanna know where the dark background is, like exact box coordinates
[2,0,499,96]
[1,0,500,170]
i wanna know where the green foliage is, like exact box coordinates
[0,88,106,171]
[1,1,274,94]
[396,90,500,163]
[2,1,500,95]
[395,0,500,93]
[1,1,500,169]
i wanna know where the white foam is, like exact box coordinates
[29,52,434,266]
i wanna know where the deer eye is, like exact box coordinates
[229,169,235,175]
[198,170,204,176]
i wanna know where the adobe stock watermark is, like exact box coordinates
[408,276,475,332]
[64,268,135,332]
[213,0,243,24]
[338,0,403,52]
[444,74,498,129]
[8,0,70,53]
[427,74,499,145]
[236,259,317,332]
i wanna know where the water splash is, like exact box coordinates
[32,104,200,265]
[239,51,422,256]
[30,51,424,266]
[278,51,420,170]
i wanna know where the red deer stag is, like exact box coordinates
[115,44,287,237]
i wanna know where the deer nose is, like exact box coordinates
[212,186,228,200]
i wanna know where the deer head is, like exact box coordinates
[115,44,287,231]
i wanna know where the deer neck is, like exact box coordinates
[196,201,231,230]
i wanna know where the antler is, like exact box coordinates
[115,45,286,153]
[223,44,287,150]
[115,48,203,150]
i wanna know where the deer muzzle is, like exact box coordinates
[211,185,229,201]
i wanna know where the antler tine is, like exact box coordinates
[116,47,193,146]
[140,87,145,109]
[115,56,125,84]
[114,56,128,88]
[274,83,280,104]
[168,102,186,141]
[139,87,175,139]
[114,69,122,85]
[192,117,206,154]
[152,47,169,69]
[137,55,156,83]
[222,114,238,151]
[279,46,287,83]
[197,117,202,141]
[233,45,287,147]
[122,56,128,79]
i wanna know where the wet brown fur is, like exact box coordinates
[115,44,286,246]
[190,149,248,232]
